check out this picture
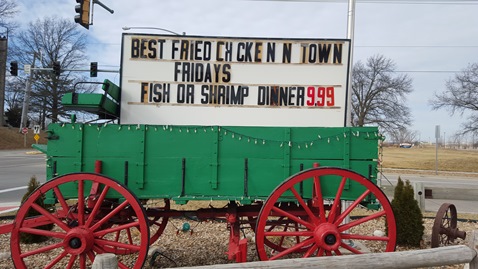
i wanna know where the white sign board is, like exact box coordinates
[24,64,31,75]
[33,125,41,134]
[120,34,351,127]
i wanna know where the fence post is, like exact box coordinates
[469,230,478,269]
[413,182,425,212]
[92,253,118,269]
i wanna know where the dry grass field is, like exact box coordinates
[381,145,478,173]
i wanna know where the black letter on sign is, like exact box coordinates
[266,42,275,63]
[201,85,209,104]
[318,44,331,63]
[177,84,185,103]
[222,64,231,83]
[131,39,140,58]
[333,43,342,64]
[282,43,291,64]
[141,83,148,103]
[237,42,245,62]
[148,39,157,59]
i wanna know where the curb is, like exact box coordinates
[25,151,43,155]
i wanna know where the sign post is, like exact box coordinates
[22,127,28,148]
[435,125,440,175]
[33,125,40,144]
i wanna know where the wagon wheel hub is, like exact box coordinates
[69,238,82,249]
[314,223,341,251]
[64,227,95,255]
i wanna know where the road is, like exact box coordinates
[378,170,478,189]
[0,150,46,207]
[378,170,478,213]
[0,150,477,213]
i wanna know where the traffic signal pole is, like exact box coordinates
[19,54,36,132]
[0,35,7,127]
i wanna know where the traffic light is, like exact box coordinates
[53,61,61,76]
[74,0,91,29]
[9,61,18,76]
[90,62,98,77]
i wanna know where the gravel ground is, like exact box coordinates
[1,212,477,269]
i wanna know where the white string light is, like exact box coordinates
[152,125,380,149]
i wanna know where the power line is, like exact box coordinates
[265,0,478,4]
[356,45,478,48]
[393,70,461,73]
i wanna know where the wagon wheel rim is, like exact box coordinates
[145,199,170,245]
[255,167,396,261]
[431,203,458,248]
[10,173,149,269]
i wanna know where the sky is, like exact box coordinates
[12,0,478,143]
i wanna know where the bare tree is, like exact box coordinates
[10,17,94,128]
[0,0,18,30]
[351,55,413,135]
[388,127,419,145]
[429,63,478,134]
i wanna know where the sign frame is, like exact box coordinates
[120,33,352,127]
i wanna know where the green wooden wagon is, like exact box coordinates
[0,34,396,269]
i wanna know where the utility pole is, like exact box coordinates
[19,54,37,132]
[0,29,7,127]
[345,0,356,127]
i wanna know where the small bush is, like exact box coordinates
[20,176,54,244]
[391,177,425,247]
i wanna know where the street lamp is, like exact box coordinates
[122,26,185,36]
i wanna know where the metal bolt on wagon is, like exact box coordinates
[0,34,396,268]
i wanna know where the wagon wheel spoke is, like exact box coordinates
[269,237,315,260]
[11,173,149,269]
[94,221,141,238]
[90,200,130,231]
[289,187,319,224]
[271,206,315,230]
[327,176,347,223]
[30,202,70,231]
[95,238,142,252]
[312,172,327,223]
[66,254,76,268]
[333,189,371,226]
[340,241,362,254]
[338,210,387,231]
[85,185,110,228]
[342,233,389,241]
[19,227,66,239]
[20,242,64,258]
[303,244,318,257]
[53,186,70,214]
[264,230,314,237]
[77,179,85,226]
[79,253,86,269]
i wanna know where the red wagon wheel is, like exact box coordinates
[255,167,396,261]
[10,173,149,269]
